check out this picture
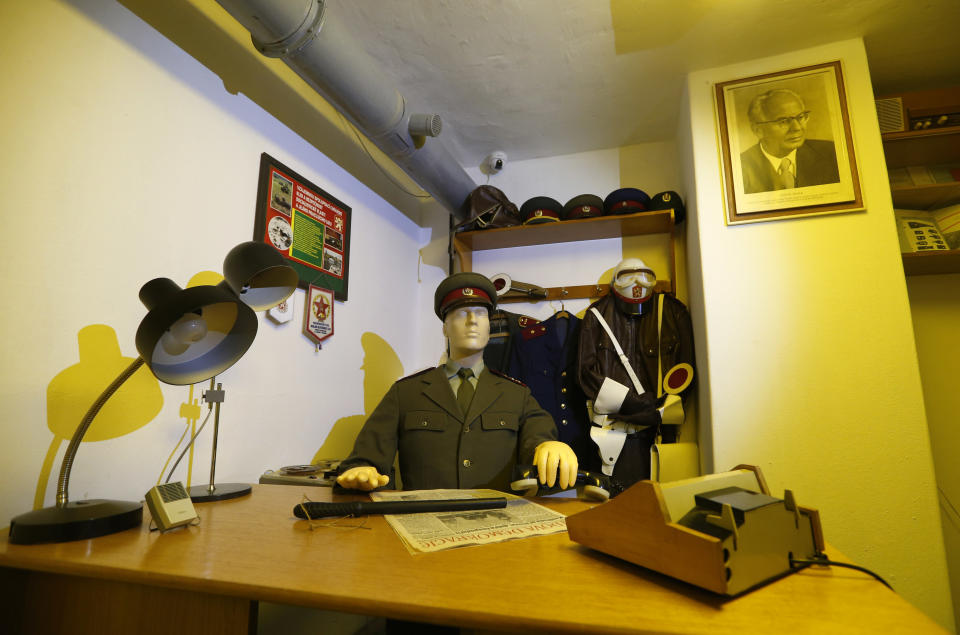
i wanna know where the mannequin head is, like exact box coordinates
[611,258,656,315]
[443,304,490,362]
[434,272,497,364]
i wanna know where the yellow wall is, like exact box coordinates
[907,273,960,630]
[685,39,954,628]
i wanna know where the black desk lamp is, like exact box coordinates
[9,242,297,544]
[187,241,300,502]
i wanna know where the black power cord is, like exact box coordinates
[790,553,893,591]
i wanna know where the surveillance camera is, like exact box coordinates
[483,151,507,175]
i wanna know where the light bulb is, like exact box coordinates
[160,312,208,355]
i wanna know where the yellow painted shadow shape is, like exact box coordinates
[312,332,403,463]
[36,324,163,508]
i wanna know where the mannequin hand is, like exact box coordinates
[533,441,578,489]
[336,466,390,491]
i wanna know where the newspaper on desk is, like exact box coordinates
[369,489,567,553]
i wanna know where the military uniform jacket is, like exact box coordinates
[484,310,540,373]
[508,313,596,471]
[340,366,557,492]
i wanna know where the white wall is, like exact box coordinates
[685,38,953,628]
[0,0,443,527]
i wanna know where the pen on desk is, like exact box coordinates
[293,497,508,519]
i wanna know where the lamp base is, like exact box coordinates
[188,482,251,502]
[8,499,143,545]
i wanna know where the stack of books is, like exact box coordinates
[889,164,960,188]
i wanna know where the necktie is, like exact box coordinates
[456,368,475,414]
[778,157,795,189]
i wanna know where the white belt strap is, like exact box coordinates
[589,306,646,396]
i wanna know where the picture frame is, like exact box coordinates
[715,60,862,225]
[253,153,352,300]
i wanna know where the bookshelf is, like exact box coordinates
[878,86,960,275]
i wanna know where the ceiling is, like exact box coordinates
[327,0,960,169]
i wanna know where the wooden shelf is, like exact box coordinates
[453,209,675,252]
[891,181,960,210]
[902,249,960,276]
[452,209,677,300]
[882,125,960,145]
[496,280,673,304]
[881,120,960,210]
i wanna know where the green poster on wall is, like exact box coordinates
[253,153,351,301]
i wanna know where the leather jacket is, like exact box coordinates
[577,292,695,425]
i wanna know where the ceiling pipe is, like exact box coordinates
[214,0,475,220]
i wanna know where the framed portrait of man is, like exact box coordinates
[715,61,863,225]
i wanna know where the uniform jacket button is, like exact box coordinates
[462,459,472,467]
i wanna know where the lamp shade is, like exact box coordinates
[136,278,257,385]
[221,241,298,311]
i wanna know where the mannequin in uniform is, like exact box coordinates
[338,272,578,492]
[578,258,695,487]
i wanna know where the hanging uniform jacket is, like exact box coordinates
[509,312,597,471]
[484,309,539,373]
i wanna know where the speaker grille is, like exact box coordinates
[876,98,905,134]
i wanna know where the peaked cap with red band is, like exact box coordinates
[519,196,563,225]
[603,187,650,216]
[434,272,497,319]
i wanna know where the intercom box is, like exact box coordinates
[145,481,198,531]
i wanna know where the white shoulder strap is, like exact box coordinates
[589,307,644,395]
[657,294,663,399]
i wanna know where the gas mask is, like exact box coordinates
[611,258,656,315]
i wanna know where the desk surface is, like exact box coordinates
[0,484,944,634]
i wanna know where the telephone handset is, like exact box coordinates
[509,464,619,501]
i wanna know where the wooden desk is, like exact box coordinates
[0,485,944,634]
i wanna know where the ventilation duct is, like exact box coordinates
[215,0,475,220]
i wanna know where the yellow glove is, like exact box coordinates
[533,441,578,489]
[336,466,390,491]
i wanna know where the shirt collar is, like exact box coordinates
[759,144,797,174]
[444,358,485,380]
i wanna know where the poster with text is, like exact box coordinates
[254,153,351,300]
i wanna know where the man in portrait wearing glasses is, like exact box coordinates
[740,88,840,194]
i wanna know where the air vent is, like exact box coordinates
[875,98,905,134]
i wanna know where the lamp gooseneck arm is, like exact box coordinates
[56,357,146,508]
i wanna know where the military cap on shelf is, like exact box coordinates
[562,194,605,220]
[648,190,686,224]
[519,196,563,225]
[603,187,650,215]
[434,272,497,320]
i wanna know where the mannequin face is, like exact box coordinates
[443,305,490,361]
